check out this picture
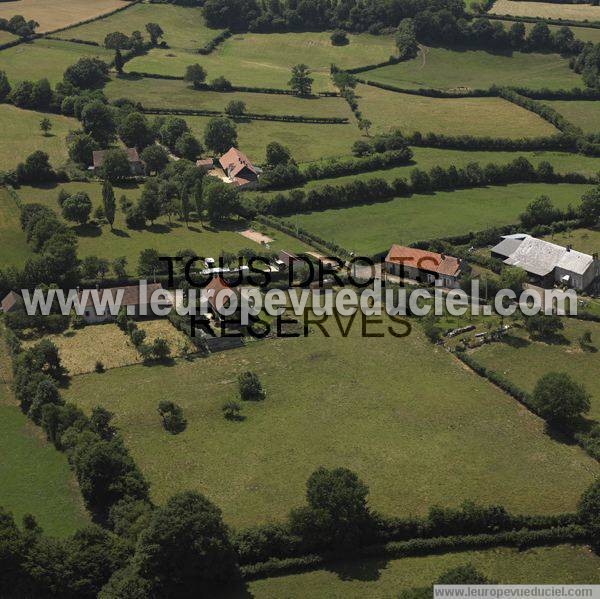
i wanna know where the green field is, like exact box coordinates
[473,319,600,419]
[356,84,557,137]
[361,46,582,91]
[541,228,600,255]
[0,39,114,85]
[126,31,397,92]
[13,182,313,271]
[545,100,600,134]
[54,3,219,50]
[64,319,598,529]
[0,105,78,171]
[0,382,88,537]
[0,188,33,269]
[0,31,18,45]
[244,545,600,598]
[491,0,600,21]
[282,183,592,255]
[105,76,352,118]
[185,115,362,163]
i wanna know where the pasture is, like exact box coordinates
[54,3,218,50]
[64,318,598,529]
[472,319,600,419]
[0,0,130,33]
[545,100,600,134]
[361,46,582,91]
[126,31,397,92]
[184,115,362,163]
[0,39,114,84]
[541,228,600,255]
[491,0,600,21]
[105,76,352,118]
[356,84,557,138]
[0,105,78,171]
[281,183,593,255]
[0,188,33,269]
[0,31,18,45]
[13,182,313,271]
[245,545,600,598]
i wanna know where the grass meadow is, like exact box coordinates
[491,0,600,21]
[64,318,598,529]
[126,32,397,92]
[0,31,18,45]
[0,0,130,33]
[472,319,600,419]
[13,182,313,271]
[184,116,362,163]
[545,100,600,134]
[281,183,592,255]
[53,3,218,50]
[0,188,33,269]
[0,39,114,84]
[361,46,582,91]
[540,228,600,255]
[356,84,557,137]
[243,545,600,597]
[0,105,78,171]
[105,76,353,118]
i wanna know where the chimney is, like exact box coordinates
[566,244,572,252]
[593,253,599,261]
[441,253,446,260]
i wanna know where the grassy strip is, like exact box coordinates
[486,12,600,27]
[240,526,588,580]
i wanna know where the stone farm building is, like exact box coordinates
[384,244,463,288]
[491,234,600,291]
[78,283,169,324]
[92,148,146,176]
[199,148,261,189]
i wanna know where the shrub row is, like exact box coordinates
[356,78,493,98]
[46,35,101,46]
[240,525,588,580]
[197,29,232,54]
[345,56,402,74]
[514,87,600,100]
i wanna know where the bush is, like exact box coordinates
[157,400,187,434]
[238,371,266,401]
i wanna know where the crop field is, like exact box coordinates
[13,182,313,271]
[64,318,598,528]
[473,319,600,419]
[0,0,131,33]
[491,0,600,21]
[0,188,33,269]
[544,100,600,134]
[282,183,593,256]
[541,228,600,255]
[184,115,362,163]
[356,84,557,137]
[244,545,600,598]
[0,39,114,84]
[53,3,218,50]
[0,105,78,171]
[104,76,352,118]
[126,31,397,92]
[361,47,582,91]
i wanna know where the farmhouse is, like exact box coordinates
[78,283,170,324]
[91,148,146,176]
[203,275,237,322]
[0,291,23,313]
[384,244,462,288]
[491,234,600,291]
[203,147,261,189]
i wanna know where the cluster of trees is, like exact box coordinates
[0,14,38,37]
[572,43,600,89]
[116,310,171,362]
[252,157,585,216]
[104,22,163,51]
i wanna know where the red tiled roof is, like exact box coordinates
[204,276,235,312]
[219,147,258,178]
[1,291,21,313]
[196,158,213,167]
[77,283,164,308]
[385,244,461,277]
[93,148,141,168]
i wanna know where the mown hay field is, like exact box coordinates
[126,31,397,92]
[13,182,313,271]
[491,0,600,21]
[64,318,599,529]
[54,3,219,50]
[184,115,362,163]
[545,100,600,134]
[0,39,114,84]
[245,545,600,598]
[105,76,353,119]
[472,319,600,419]
[0,0,131,33]
[356,84,557,137]
[0,105,78,171]
[362,46,582,91]
[282,183,593,255]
